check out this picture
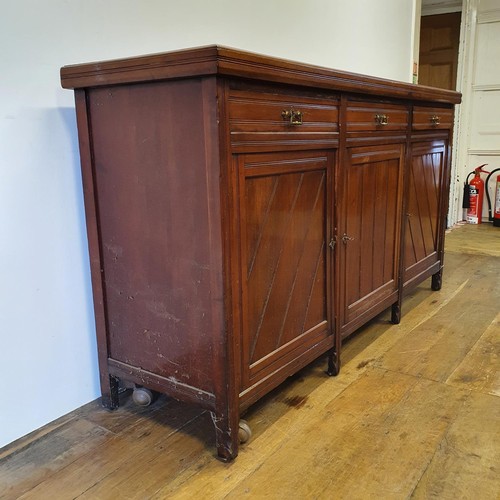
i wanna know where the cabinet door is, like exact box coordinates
[339,144,404,337]
[236,150,334,395]
[403,140,447,286]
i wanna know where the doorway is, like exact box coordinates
[419,12,461,90]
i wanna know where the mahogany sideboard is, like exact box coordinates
[60,45,461,461]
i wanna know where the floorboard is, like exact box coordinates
[1,223,498,499]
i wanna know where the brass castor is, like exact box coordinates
[132,386,154,407]
[238,419,252,444]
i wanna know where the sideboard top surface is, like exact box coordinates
[60,45,461,105]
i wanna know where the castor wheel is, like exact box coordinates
[132,386,154,407]
[238,419,252,444]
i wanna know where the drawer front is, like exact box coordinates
[346,101,409,133]
[228,89,339,150]
[412,106,453,131]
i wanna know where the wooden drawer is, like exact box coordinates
[346,101,409,133]
[412,106,453,131]
[228,89,339,150]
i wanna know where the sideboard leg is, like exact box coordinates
[101,374,120,410]
[211,410,239,462]
[326,351,340,376]
[391,302,401,324]
[431,269,443,291]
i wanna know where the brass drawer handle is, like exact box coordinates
[281,108,303,125]
[375,113,389,126]
[430,115,441,126]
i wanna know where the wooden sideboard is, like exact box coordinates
[61,45,461,461]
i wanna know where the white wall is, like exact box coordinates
[0,0,417,449]
[413,0,423,83]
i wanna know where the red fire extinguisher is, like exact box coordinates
[484,168,500,227]
[494,174,500,227]
[466,164,489,224]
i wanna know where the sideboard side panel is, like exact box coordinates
[86,77,223,395]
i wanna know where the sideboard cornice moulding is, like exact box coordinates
[61,45,460,104]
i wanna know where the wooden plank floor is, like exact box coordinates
[1,223,499,499]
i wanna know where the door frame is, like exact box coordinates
[419,0,478,226]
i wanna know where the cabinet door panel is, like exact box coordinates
[237,151,334,389]
[340,144,404,336]
[404,141,447,284]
